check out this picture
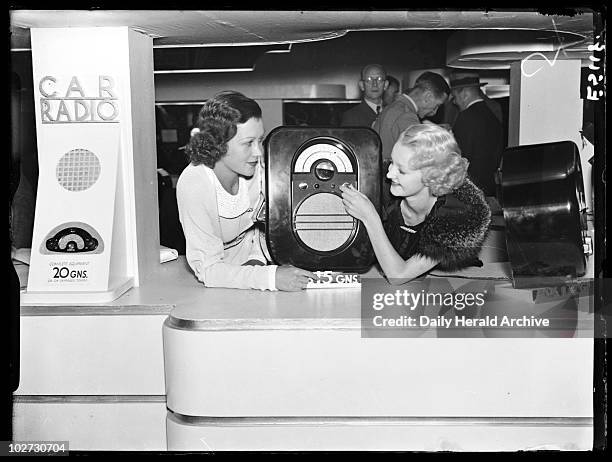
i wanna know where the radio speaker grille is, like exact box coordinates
[56,148,101,192]
[294,193,355,252]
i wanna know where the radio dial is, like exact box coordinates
[314,160,335,181]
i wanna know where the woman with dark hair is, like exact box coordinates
[340,123,491,284]
[177,91,315,291]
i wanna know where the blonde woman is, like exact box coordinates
[340,124,491,284]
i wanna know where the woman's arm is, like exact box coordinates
[340,184,438,283]
[177,170,277,290]
[177,168,315,291]
[363,217,438,284]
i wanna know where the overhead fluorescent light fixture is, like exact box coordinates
[153,43,291,73]
[155,68,253,74]
[446,30,588,70]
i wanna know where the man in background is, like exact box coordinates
[383,75,400,107]
[442,79,503,127]
[374,71,450,163]
[449,72,503,197]
[341,64,388,127]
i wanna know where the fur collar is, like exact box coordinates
[386,179,491,272]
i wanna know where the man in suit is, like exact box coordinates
[450,72,503,197]
[443,86,503,128]
[373,71,450,207]
[341,64,388,127]
[374,71,450,163]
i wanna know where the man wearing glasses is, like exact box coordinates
[341,64,388,127]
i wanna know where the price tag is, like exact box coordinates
[531,280,594,304]
[307,271,361,289]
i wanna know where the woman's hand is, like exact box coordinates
[275,265,317,291]
[340,183,379,226]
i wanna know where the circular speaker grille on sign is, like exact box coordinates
[56,148,101,192]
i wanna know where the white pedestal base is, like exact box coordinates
[166,412,592,451]
[21,276,134,305]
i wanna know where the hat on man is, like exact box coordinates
[449,72,487,90]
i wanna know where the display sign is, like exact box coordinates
[25,123,131,301]
[21,26,161,303]
[307,271,361,289]
[39,75,119,124]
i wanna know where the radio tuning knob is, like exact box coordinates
[298,182,308,190]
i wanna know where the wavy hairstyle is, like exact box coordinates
[398,124,469,196]
[186,91,262,168]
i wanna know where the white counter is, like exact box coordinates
[14,257,594,451]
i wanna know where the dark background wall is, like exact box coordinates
[154,30,452,101]
[10,29,510,252]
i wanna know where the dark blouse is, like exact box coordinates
[383,179,491,272]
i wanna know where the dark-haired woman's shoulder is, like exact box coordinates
[177,163,211,187]
[176,163,216,207]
